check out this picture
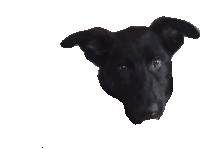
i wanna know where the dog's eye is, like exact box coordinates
[153,58,161,67]
[118,65,128,72]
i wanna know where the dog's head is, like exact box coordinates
[61,17,200,124]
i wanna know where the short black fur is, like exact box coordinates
[60,16,200,124]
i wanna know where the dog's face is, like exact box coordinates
[61,17,200,124]
[98,29,173,124]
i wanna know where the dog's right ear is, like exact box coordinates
[60,27,114,67]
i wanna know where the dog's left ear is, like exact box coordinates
[60,27,114,67]
[150,16,200,55]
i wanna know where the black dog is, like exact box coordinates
[60,16,200,124]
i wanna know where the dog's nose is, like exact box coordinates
[149,103,158,113]
[148,103,158,116]
[141,103,159,121]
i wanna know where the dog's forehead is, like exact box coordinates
[138,29,161,48]
[112,27,165,59]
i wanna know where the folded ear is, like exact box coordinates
[150,16,200,55]
[60,27,114,67]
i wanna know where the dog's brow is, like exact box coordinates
[147,51,166,59]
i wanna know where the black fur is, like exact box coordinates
[60,16,200,124]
